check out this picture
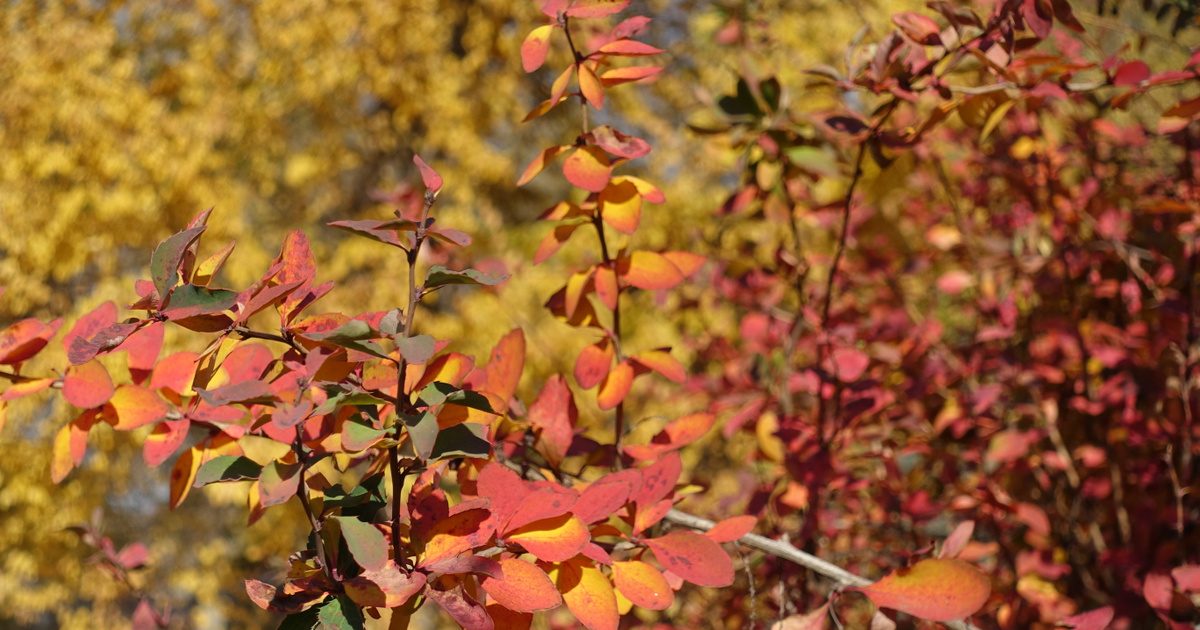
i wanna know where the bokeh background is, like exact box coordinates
[2,0,1194,628]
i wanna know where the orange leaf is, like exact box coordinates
[558,558,619,630]
[517,145,568,186]
[596,361,633,410]
[0,317,62,365]
[614,175,665,203]
[521,25,555,73]
[630,349,685,383]
[574,340,614,389]
[593,265,618,311]
[612,560,673,611]
[481,557,561,613]
[850,558,991,622]
[597,39,664,56]
[619,251,684,290]
[106,384,169,430]
[344,561,427,608]
[535,223,582,264]
[506,514,590,562]
[645,530,734,587]
[420,508,496,567]
[151,351,199,396]
[705,515,756,543]
[598,180,642,234]
[662,251,705,277]
[484,328,525,413]
[63,360,115,409]
[168,446,202,509]
[578,62,605,110]
[563,146,612,193]
[600,65,663,86]
[486,603,532,630]
[50,411,95,484]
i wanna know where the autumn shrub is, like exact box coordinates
[3,0,1200,629]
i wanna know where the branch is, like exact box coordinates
[663,509,980,630]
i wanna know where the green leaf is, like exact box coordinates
[430,423,492,461]
[403,411,439,461]
[379,308,404,336]
[396,334,436,364]
[314,595,366,630]
[163,284,238,314]
[418,382,495,413]
[424,265,507,290]
[150,226,206,300]
[331,516,388,572]
[193,455,263,487]
[300,320,392,361]
[342,418,386,452]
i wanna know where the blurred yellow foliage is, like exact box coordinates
[0,0,914,626]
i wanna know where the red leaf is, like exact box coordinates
[63,360,115,409]
[850,558,991,622]
[521,25,555,73]
[527,375,576,466]
[705,515,756,543]
[574,339,614,389]
[939,521,975,559]
[62,301,117,356]
[892,12,942,45]
[150,351,199,396]
[591,126,651,160]
[427,585,494,630]
[481,557,561,612]
[123,321,164,380]
[633,451,681,508]
[1144,572,1174,611]
[644,530,734,587]
[573,469,639,524]
[414,153,444,193]
[1059,606,1114,630]
[1113,60,1151,87]
[144,419,190,467]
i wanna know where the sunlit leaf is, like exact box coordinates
[612,560,673,611]
[644,530,734,587]
[481,557,561,612]
[850,558,991,622]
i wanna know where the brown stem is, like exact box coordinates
[294,429,335,584]
[592,212,625,460]
[231,325,302,353]
[389,193,436,569]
